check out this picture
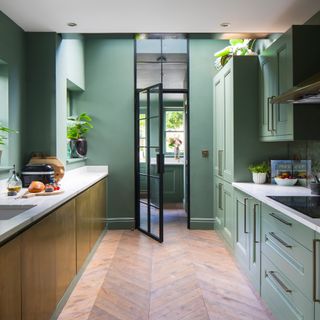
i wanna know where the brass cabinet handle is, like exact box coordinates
[313,239,320,302]
[244,197,249,234]
[270,95,276,132]
[218,183,223,210]
[269,213,292,226]
[253,203,259,244]
[267,97,273,132]
[218,150,223,176]
[269,232,292,248]
[266,270,292,293]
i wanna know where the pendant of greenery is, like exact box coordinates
[67,113,93,140]
[214,39,256,70]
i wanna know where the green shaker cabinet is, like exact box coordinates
[234,189,261,292]
[214,177,234,248]
[316,232,320,319]
[259,25,320,142]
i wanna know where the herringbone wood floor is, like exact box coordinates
[58,210,274,320]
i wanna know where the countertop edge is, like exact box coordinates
[232,182,320,233]
[0,166,109,245]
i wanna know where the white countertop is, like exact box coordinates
[0,166,108,244]
[232,182,320,233]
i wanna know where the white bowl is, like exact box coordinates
[274,177,298,186]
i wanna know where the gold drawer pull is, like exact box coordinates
[269,232,292,249]
[266,270,292,293]
[269,213,292,226]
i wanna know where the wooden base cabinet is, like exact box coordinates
[21,213,57,320]
[0,237,21,320]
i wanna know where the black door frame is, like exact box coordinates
[134,36,191,238]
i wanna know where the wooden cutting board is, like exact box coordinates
[21,189,64,198]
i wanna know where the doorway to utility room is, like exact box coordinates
[135,34,189,242]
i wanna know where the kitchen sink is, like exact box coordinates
[0,205,36,220]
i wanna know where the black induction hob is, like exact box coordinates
[268,196,320,219]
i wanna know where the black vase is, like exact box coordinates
[310,182,320,195]
[70,138,87,158]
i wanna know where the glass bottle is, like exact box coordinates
[7,165,22,195]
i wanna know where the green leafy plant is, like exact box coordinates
[67,113,93,140]
[248,161,269,173]
[166,111,183,129]
[0,124,18,145]
[214,39,256,70]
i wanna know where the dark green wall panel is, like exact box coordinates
[189,39,228,227]
[74,38,135,227]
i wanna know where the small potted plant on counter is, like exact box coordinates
[67,113,93,158]
[248,161,268,184]
[0,124,18,164]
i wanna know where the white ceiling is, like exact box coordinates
[0,0,319,33]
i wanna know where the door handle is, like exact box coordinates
[313,239,320,303]
[218,150,223,176]
[269,213,292,226]
[253,204,259,244]
[268,232,292,248]
[218,183,223,210]
[267,97,272,132]
[244,197,249,234]
[156,154,164,174]
[271,95,276,132]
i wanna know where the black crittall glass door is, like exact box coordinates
[136,83,164,242]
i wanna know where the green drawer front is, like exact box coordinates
[261,254,314,320]
[262,203,314,251]
[262,217,313,301]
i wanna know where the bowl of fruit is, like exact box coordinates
[274,173,297,186]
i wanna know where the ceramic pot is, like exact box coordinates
[310,182,320,195]
[252,172,267,184]
[69,138,87,158]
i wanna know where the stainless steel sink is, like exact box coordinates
[0,205,36,220]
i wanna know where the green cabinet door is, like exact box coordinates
[248,199,261,293]
[316,232,320,319]
[259,54,277,139]
[234,190,250,271]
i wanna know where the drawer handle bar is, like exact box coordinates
[266,270,292,293]
[253,204,259,244]
[269,213,292,226]
[313,239,320,302]
[269,232,292,249]
[244,197,249,234]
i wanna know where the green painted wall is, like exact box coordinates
[0,12,26,179]
[24,32,57,161]
[189,39,228,229]
[56,35,85,168]
[74,38,135,229]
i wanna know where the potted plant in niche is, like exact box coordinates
[248,161,269,184]
[168,136,182,160]
[310,160,320,194]
[67,113,93,158]
[0,124,18,165]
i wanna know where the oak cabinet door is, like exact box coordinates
[0,236,21,320]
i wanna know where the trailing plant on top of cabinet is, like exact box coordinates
[259,25,320,142]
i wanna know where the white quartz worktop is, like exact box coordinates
[232,182,320,233]
[0,165,108,244]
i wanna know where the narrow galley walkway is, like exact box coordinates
[58,214,274,320]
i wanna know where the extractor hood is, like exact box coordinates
[271,73,320,104]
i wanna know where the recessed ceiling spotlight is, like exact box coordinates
[220,22,231,28]
[67,22,77,27]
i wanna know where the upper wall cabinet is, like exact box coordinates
[213,56,286,183]
[259,25,320,142]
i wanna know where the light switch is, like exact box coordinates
[202,150,209,158]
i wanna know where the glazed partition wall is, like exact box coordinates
[136,84,164,242]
